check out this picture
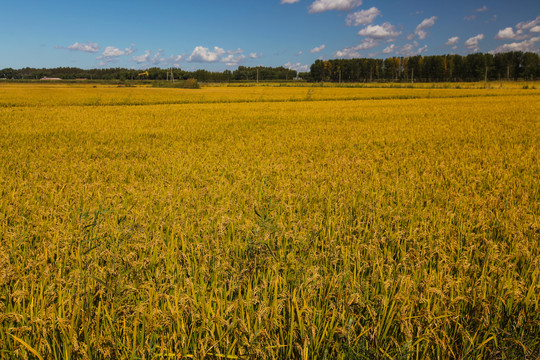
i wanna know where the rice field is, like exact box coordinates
[1,83,539,359]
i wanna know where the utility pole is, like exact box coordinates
[256,68,259,84]
[411,68,414,83]
[339,69,341,84]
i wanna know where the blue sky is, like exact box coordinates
[1,0,539,71]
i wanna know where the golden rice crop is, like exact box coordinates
[1,82,539,107]
[0,84,539,359]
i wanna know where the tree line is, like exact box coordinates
[0,66,298,82]
[310,52,539,82]
[1,51,538,83]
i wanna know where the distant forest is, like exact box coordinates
[1,51,539,83]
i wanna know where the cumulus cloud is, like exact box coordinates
[284,62,309,72]
[131,49,166,66]
[333,39,379,58]
[66,42,100,53]
[382,44,395,54]
[309,0,363,13]
[464,15,477,21]
[186,46,247,66]
[358,22,401,40]
[228,48,244,55]
[515,15,540,37]
[96,45,136,66]
[495,27,519,40]
[101,47,125,57]
[494,16,540,41]
[446,36,459,46]
[490,36,540,54]
[249,52,262,59]
[296,51,303,56]
[445,36,459,49]
[310,44,326,53]
[399,42,428,56]
[476,5,488,12]
[345,7,380,26]
[281,0,300,3]
[187,46,226,62]
[410,16,437,40]
[161,54,184,67]
[516,16,540,32]
[464,34,484,52]
[221,54,246,66]
[493,16,540,43]
[132,49,165,66]
[133,50,152,64]
[97,45,135,59]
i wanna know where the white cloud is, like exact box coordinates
[309,0,362,13]
[296,51,303,56]
[249,52,262,59]
[284,62,309,72]
[476,5,488,12]
[333,39,379,58]
[490,36,540,53]
[161,54,184,67]
[221,54,246,66]
[411,16,437,40]
[281,0,300,3]
[445,36,459,46]
[97,45,135,60]
[358,22,401,40]
[133,50,151,64]
[417,16,437,30]
[464,15,477,21]
[150,50,165,65]
[495,27,518,40]
[310,44,326,53]
[399,42,428,56]
[186,46,248,65]
[96,45,136,66]
[494,16,540,41]
[516,16,540,32]
[103,47,124,57]
[382,44,395,54]
[187,46,226,62]
[333,48,359,59]
[132,50,165,65]
[464,34,484,52]
[67,42,100,53]
[345,7,380,26]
